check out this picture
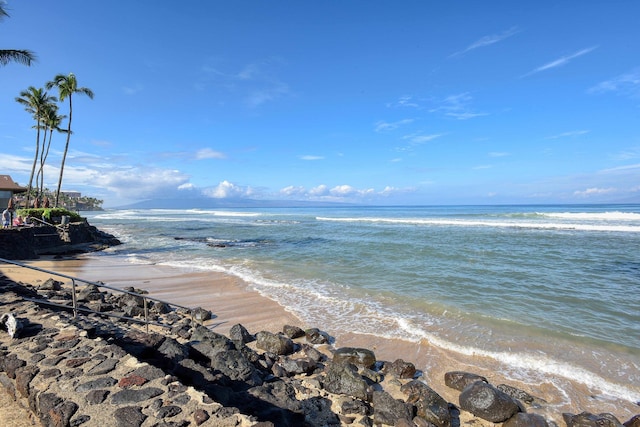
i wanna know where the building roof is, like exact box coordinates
[0,175,27,193]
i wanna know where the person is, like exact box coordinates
[2,208,12,228]
[13,215,24,227]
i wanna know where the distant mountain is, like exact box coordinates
[116,197,353,209]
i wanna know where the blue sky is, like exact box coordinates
[2,1,639,207]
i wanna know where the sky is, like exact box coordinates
[1,1,639,207]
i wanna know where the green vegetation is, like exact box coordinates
[15,75,93,209]
[16,208,83,224]
[0,5,35,66]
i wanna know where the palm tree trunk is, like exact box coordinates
[26,123,41,208]
[55,96,72,207]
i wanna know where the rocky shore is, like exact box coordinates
[0,221,121,260]
[1,268,638,426]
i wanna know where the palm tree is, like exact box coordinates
[46,73,94,207]
[37,103,67,199]
[0,5,35,66]
[15,87,57,207]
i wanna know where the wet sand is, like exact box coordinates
[1,255,637,425]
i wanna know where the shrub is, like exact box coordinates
[16,208,83,223]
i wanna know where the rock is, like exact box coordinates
[504,412,550,427]
[256,331,294,355]
[625,415,640,427]
[444,371,487,391]
[192,307,212,321]
[87,358,119,375]
[459,381,520,423]
[301,343,325,363]
[0,313,25,338]
[323,361,370,401]
[85,389,110,404]
[305,327,330,344]
[113,406,147,427]
[229,323,254,344]
[111,387,164,404]
[333,347,376,369]
[299,396,341,426]
[193,409,210,425]
[77,284,104,302]
[15,365,39,398]
[117,293,144,308]
[37,393,79,427]
[498,383,536,404]
[372,390,414,425]
[401,380,451,427]
[274,356,317,376]
[40,278,63,290]
[75,377,118,392]
[342,398,371,416]
[563,412,623,427]
[211,349,263,387]
[283,324,305,339]
[246,380,306,425]
[384,358,416,379]
[151,301,171,314]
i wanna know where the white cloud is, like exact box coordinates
[387,95,420,109]
[203,180,255,199]
[489,152,510,157]
[100,167,191,198]
[375,119,414,132]
[402,133,443,145]
[546,130,590,139]
[195,148,226,160]
[522,46,598,77]
[450,26,520,58]
[589,68,640,98]
[573,187,616,197]
[429,93,486,120]
[299,155,324,161]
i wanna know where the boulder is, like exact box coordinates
[401,380,451,427]
[192,307,212,322]
[498,383,536,404]
[283,324,305,339]
[333,347,376,369]
[372,390,414,425]
[322,361,370,401]
[563,412,623,427]
[305,327,330,344]
[77,284,104,302]
[444,371,487,391]
[39,278,63,291]
[459,381,520,423]
[384,358,416,379]
[211,349,263,387]
[256,331,294,355]
[504,412,550,427]
[229,323,254,344]
[624,415,640,427]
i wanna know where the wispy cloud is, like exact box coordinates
[522,46,598,77]
[429,93,487,120]
[299,155,324,161]
[402,133,443,145]
[573,187,615,197]
[546,130,590,139]
[195,148,226,160]
[375,119,414,132]
[450,26,520,58]
[386,95,420,108]
[589,67,640,98]
[489,152,510,157]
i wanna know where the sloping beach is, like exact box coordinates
[2,254,637,425]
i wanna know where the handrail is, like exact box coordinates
[0,257,198,333]
[25,216,67,231]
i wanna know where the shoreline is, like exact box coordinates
[1,254,638,424]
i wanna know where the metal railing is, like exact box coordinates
[0,257,197,333]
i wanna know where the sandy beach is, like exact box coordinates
[1,254,638,425]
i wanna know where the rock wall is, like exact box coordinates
[0,222,121,260]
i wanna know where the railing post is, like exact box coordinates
[143,297,149,333]
[71,279,78,319]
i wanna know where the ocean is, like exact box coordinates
[84,204,640,409]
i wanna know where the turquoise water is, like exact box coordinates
[85,204,640,403]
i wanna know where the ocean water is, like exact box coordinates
[85,204,640,406]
